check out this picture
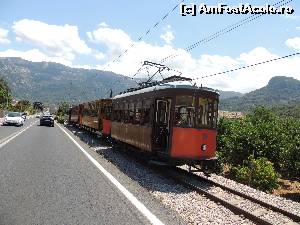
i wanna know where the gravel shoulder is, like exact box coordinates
[65,124,257,225]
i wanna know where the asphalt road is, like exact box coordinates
[0,117,35,143]
[0,119,174,225]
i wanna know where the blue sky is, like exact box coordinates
[0,0,299,92]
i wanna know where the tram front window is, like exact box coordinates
[175,96,195,127]
[175,95,218,129]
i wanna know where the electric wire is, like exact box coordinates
[159,0,293,63]
[193,52,300,80]
[103,0,185,70]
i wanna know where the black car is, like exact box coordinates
[40,113,54,127]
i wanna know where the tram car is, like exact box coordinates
[69,76,219,170]
[69,99,112,135]
[69,105,82,124]
[110,77,219,168]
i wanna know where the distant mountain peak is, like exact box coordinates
[220,76,300,111]
[267,76,300,90]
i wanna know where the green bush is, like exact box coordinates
[57,102,69,117]
[232,156,279,192]
[217,106,300,179]
[56,115,67,124]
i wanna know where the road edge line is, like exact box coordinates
[0,120,37,148]
[56,123,165,225]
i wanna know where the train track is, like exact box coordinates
[160,167,300,225]
[68,125,300,224]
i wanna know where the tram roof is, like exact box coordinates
[113,81,219,99]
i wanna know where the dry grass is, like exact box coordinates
[273,178,300,202]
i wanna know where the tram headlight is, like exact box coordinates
[201,144,207,151]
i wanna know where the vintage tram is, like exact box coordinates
[111,78,219,168]
[69,77,219,170]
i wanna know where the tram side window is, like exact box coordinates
[140,99,151,126]
[123,103,129,123]
[156,100,168,125]
[104,106,112,120]
[207,100,214,127]
[119,103,125,122]
[133,102,141,124]
[174,96,195,127]
[128,102,134,123]
[196,98,218,128]
[197,98,208,127]
[112,103,118,121]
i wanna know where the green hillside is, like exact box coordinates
[0,57,136,105]
[220,76,300,112]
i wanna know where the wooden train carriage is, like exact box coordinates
[69,105,80,124]
[111,81,219,165]
[81,99,112,132]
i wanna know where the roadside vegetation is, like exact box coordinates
[217,106,300,193]
[0,77,12,109]
[56,102,70,124]
[0,77,39,114]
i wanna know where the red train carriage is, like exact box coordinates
[69,105,81,124]
[69,99,112,134]
[111,80,219,168]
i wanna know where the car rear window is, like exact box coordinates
[7,112,21,117]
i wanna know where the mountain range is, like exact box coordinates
[220,76,300,111]
[0,57,136,105]
[0,57,299,112]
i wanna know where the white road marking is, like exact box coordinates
[0,120,37,148]
[57,123,165,225]
[0,130,19,144]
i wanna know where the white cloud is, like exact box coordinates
[12,19,91,63]
[87,26,133,58]
[296,27,300,31]
[3,23,299,94]
[286,37,300,50]
[0,48,72,66]
[0,27,10,44]
[160,25,174,44]
[98,22,108,27]
[87,26,300,93]
[94,52,106,60]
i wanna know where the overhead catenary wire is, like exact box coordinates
[130,0,294,81]
[103,0,185,70]
[98,0,186,97]
[192,52,300,80]
[67,0,186,102]
[86,0,294,99]
[159,0,294,63]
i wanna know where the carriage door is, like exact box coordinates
[154,99,171,152]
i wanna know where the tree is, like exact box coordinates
[33,102,44,111]
[57,102,69,117]
[14,100,31,112]
[0,77,12,108]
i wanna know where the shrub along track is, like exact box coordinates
[161,166,300,225]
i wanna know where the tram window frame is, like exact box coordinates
[174,96,196,128]
[133,101,142,124]
[140,99,151,126]
[124,102,129,123]
[196,97,218,129]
